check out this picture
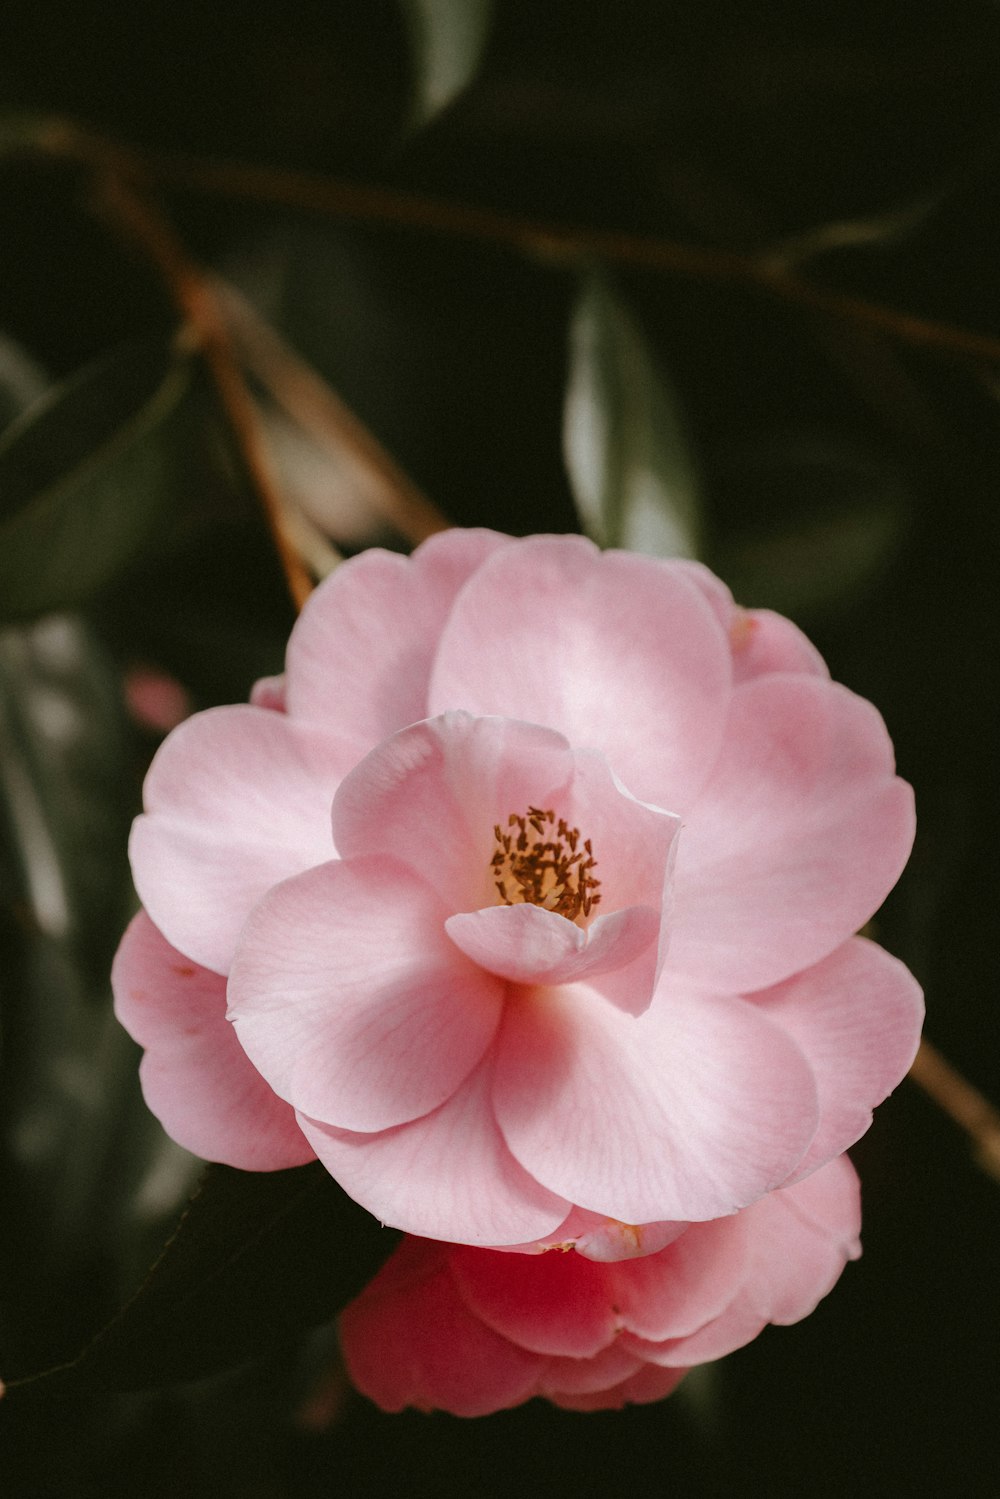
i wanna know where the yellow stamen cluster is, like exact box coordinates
[490,807,601,924]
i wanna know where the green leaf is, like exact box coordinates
[400,0,494,126]
[0,331,47,432]
[563,269,702,561]
[0,340,201,623]
[4,1163,397,1394]
[0,616,160,1279]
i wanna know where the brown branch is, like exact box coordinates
[38,122,314,612]
[215,281,450,546]
[150,152,1000,369]
[908,1039,1000,1185]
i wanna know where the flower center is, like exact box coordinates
[490,807,601,924]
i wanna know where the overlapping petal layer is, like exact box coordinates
[228,856,504,1132]
[130,706,354,974]
[304,1058,569,1246]
[427,535,733,810]
[339,1155,860,1415]
[118,528,920,1274]
[666,674,915,993]
[112,913,313,1170]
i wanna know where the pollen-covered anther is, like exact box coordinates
[490,807,601,924]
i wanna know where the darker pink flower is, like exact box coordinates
[339,1154,862,1416]
[113,530,922,1250]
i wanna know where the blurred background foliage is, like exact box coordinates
[1,1,999,1494]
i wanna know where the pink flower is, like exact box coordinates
[338,1154,862,1416]
[113,530,922,1250]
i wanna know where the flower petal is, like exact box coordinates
[301,1057,570,1247]
[449,1245,618,1357]
[112,912,313,1170]
[536,1342,645,1397]
[331,712,576,912]
[754,937,924,1180]
[286,529,510,742]
[548,1362,687,1411]
[607,1214,749,1341]
[494,981,819,1224]
[445,903,659,993]
[339,1238,543,1417]
[672,560,829,682]
[428,535,732,810]
[130,705,354,974]
[667,674,915,992]
[228,857,503,1132]
[635,1156,861,1366]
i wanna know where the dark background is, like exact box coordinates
[1,2,999,1495]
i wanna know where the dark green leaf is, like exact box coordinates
[5,1163,397,1394]
[564,269,702,561]
[0,340,201,622]
[0,331,47,432]
[400,0,494,126]
[0,616,166,1286]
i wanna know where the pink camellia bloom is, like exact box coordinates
[113,530,922,1250]
[339,1153,862,1415]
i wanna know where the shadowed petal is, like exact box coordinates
[449,1245,618,1358]
[112,912,313,1170]
[339,1238,542,1417]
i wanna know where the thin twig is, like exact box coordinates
[215,281,450,545]
[909,1039,1000,1184]
[39,122,314,612]
[150,152,1000,369]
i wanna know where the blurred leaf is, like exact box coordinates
[564,269,702,560]
[6,1163,397,1393]
[400,0,494,126]
[0,331,48,432]
[0,340,202,623]
[0,616,165,1287]
[711,429,907,618]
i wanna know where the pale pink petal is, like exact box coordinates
[494,982,818,1224]
[339,1238,542,1417]
[492,1208,686,1260]
[249,674,286,711]
[130,705,355,974]
[331,712,576,912]
[302,1057,570,1247]
[428,536,732,810]
[448,1245,618,1357]
[112,912,313,1170]
[445,902,658,995]
[569,1216,688,1262]
[285,529,510,742]
[606,1215,749,1342]
[667,674,915,993]
[754,938,923,1180]
[228,858,503,1132]
[729,610,830,682]
[631,1156,861,1366]
[752,1156,862,1321]
[536,1342,645,1397]
[549,1362,687,1411]
[671,560,828,682]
